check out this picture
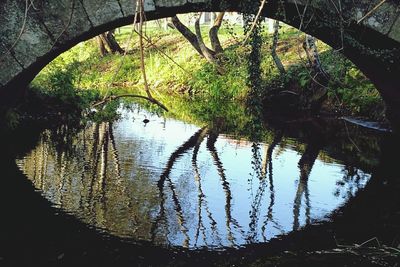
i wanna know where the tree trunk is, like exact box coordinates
[170,16,204,56]
[171,14,224,74]
[105,31,124,54]
[303,35,329,82]
[195,14,217,63]
[98,31,124,55]
[271,20,286,75]
[195,13,224,74]
[97,36,108,56]
[302,34,330,113]
[209,12,225,54]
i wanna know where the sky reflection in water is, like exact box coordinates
[16,105,371,249]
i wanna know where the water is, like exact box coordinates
[16,105,374,249]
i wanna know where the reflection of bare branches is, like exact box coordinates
[261,132,284,241]
[151,178,167,243]
[156,127,208,189]
[38,137,49,191]
[206,131,243,247]
[153,127,208,247]
[87,123,109,216]
[78,127,89,211]
[293,140,322,231]
[168,177,190,247]
[79,122,131,229]
[87,123,100,201]
[108,122,122,183]
[192,134,220,247]
[99,123,109,196]
[192,140,206,246]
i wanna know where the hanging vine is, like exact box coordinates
[243,1,265,113]
[240,0,267,140]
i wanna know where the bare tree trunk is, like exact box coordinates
[97,36,108,57]
[195,13,224,74]
[105,31,124,54]
[99,33,112,53]
[171,13,224,73]
[303,35,329,81]
[302,34,330,113]
[98,31,124,56]
[170,16,204,56]
[163,18,169,31]
[209,12,225,54]
[195,14,218,64]
[271,20,286,75]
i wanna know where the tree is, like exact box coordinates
[303,35,329,82]
[97,30,124,56]
[302,34,330,113]
[271,20,286,75]
[170,13,225,73]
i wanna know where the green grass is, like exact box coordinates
[30,21,385,122]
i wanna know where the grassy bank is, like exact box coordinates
[27,20,385,127]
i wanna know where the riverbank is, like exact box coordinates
[24,22,385,126]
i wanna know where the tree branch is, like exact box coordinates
[209,12,225,54]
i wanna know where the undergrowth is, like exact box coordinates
[27,20,385,126]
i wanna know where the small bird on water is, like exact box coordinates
[143,116,149,124]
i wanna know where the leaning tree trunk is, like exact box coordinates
[194,14,225,74]
[97,31,124,56]
[171,13,224,74]
[170,16,204,56]
[209,12,225,54]
[271,20,286,75]
[105,31,124,54]
[170,15,216,57]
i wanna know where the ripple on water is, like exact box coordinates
[16,105,372,249]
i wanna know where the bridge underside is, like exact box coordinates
[0,0,399,128]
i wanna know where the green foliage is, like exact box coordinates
[320,49,384,119]
[30,22,384,123]
[243,12,265,111]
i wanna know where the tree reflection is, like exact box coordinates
[207,130,244,247]
[192,134,220,247]
[261,131,284,241]
[293,135,325,231]
[17,113,371,248]
[152,127,208,247]
[20,122,159,240]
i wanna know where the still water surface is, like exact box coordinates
[16,105,371,249]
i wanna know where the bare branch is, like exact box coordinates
[242,0,267,45]
[357,0,386,24]
[91,94,169,110]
